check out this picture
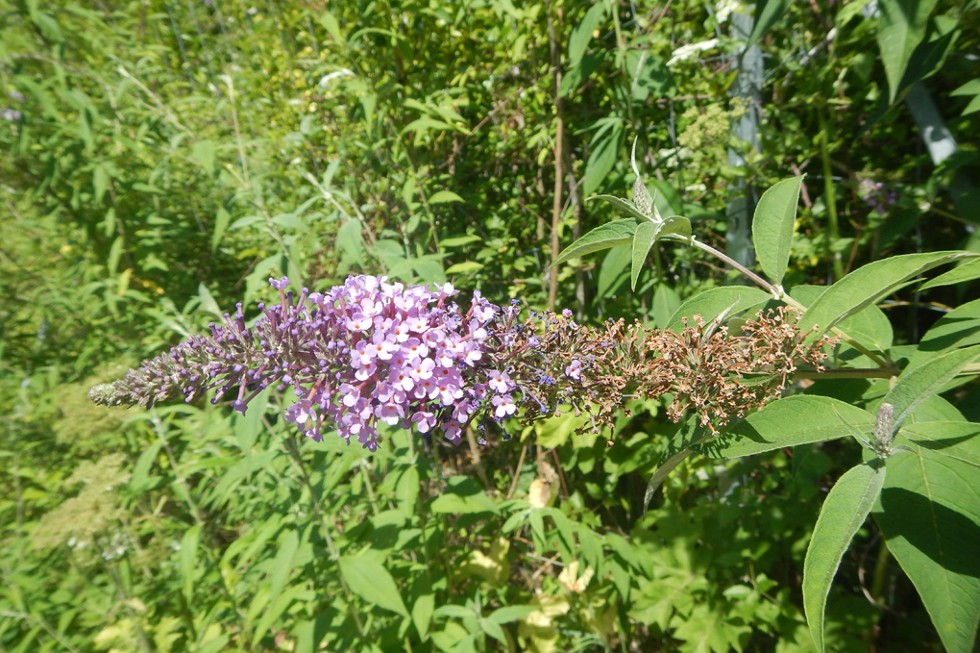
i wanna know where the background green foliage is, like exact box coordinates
[2,0,977,651]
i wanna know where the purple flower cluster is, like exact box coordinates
[90,275,527,451]
[278,275,515,450]
[90,275,830,447]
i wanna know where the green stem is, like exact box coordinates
[684,237,778,295]
[818,111,845,281]
[795,367,899,380]
[869,537,891,604]
[360,463,381,516]
[668,235,892,368]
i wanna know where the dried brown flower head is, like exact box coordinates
[501,306,832,435]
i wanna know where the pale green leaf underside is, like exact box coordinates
[631,221,658,290]
[918,258,980,290]
[588,194,650,221]
[553,218,637,267]
[804,462,885,653]
[884,345,980,432]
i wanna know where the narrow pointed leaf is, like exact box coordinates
[752,175,803,286]
[658,215,692,240]
[266,529,300,612]
[800,251,978,338]
[877,0,939,102]
[875,444,980,653]
[804,462,886,653]
[488,605,538,624]
[631,221,659,290]
[909,299,980,367]
[553,219,638,267]
[588,194,652,222]
[568,2,607,68]
[666,286,770,331]
[950,78,980,116]
[883,345,980,432]
[412,593,435,638]
[180,525,202,602]
[749,0,790,45]
[652,283,681,328]
[896,422,980,469]
[643,449,693,509]
[339,552,410,617]
[919,258,980,290]
[597,244,631,299]
[712,395,874,459]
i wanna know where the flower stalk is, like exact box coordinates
[91,275,833,448]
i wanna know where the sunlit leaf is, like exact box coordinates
[553,219,638,267]
[666,286,770,331]
[339,551,409,617]
[712,395,875,459]
[877,0,939,102]
[804,462,885,653]
[875,442,980,653]
[800,251,977,338]
[630,221,658,290]
[919,258,980,290]
[429,190,464,204]
[588,194,652,222]
[752,175,803,286]
[883,346,980,433]
[568,3,607,68]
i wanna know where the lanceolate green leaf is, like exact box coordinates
[568,2,607,68]
[180,525,202,602]
[877,0,940,102]
[666,286,770,331]
[875,443,980,653]
[950,78,980,116]
[897,422,980,469]
[752,175,803,286]
[799,251,978,338]
[588,194,651,222]
[909,299,980,366]
[803,462,886,653]
[749,0,790,45]
[430,476,499,514]
[712,395,874,459]
[919,258,980,290]
[658,215,692,240]
[883,346,980,432]
[792,283,894,354]
[339,551,410,617]
[553,219,638,267]
[266,529,300,614]
[630,221,658,290]
[412,593,435,639]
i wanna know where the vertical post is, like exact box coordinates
[726,8,763,270]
